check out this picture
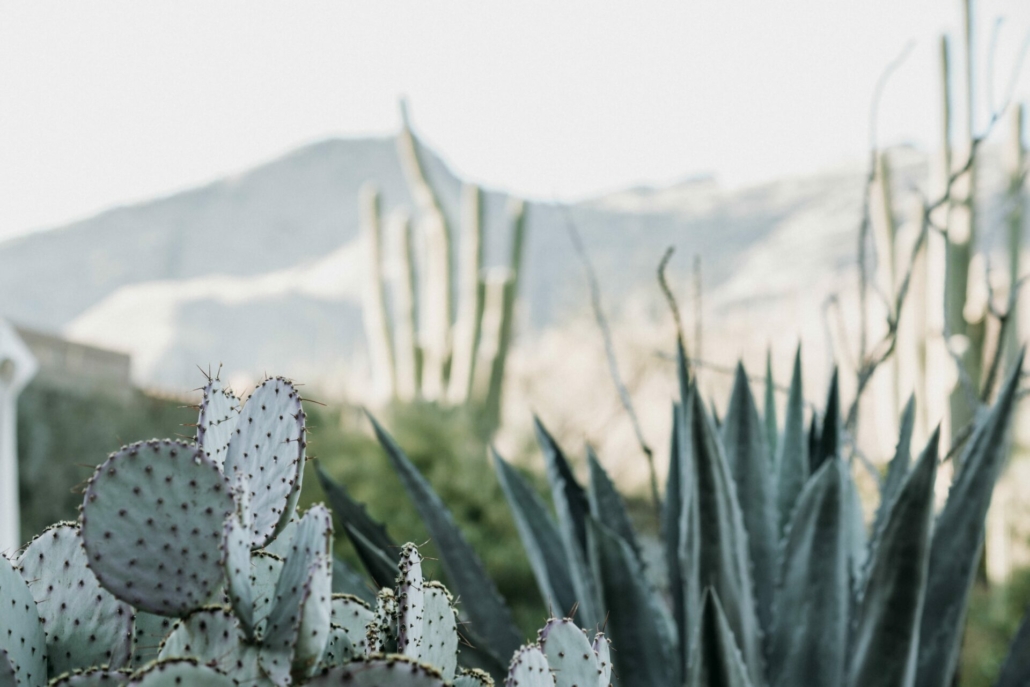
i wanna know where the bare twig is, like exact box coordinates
[658,247,689,365]
[857,42,916,372]
[564,210,661,518]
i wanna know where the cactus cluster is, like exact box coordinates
[320,342,1030,686]
[361,103,527,429]
[0,374,606,687]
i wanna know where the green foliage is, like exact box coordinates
[337,343,1029,687]
[297,401,542,633]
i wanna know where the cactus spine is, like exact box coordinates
[360,184,396,399]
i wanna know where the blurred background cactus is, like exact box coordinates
[361,102,527,433]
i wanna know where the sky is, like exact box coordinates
[1,1,1029,241]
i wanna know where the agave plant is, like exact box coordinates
[322,343,1030,686]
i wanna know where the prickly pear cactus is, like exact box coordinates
[0,552,47,687]
[539,619,606,687]
[196,377,240,468]
[505,645,554,687]
[223,377,307,548]
[17,523,132,677]
[8,368,620,687]
[80,440,234,616]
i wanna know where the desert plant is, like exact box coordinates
[0,374,601,687]
[361,103,527,430]
[324,342,1030,686]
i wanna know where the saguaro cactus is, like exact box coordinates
[447,184,485,405]
[482,198,527,426]
[360,183,396,399]
[390,209,421,403]
[359,104,527,431]
[396,101,452,401]
[0,319,37,553]
[945,0,985,448]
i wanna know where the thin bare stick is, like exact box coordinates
[658,247,688,363]
[564,210,661,518]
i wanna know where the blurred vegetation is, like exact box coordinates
[16,383,195,544]
[297,400,547,635]
[961,566,1030,686]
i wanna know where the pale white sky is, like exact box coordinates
[1,1,1029,241]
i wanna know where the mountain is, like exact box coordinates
[0,136,983,394]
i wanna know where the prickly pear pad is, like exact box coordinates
[197,378,241,469]
[304,656,448,686]
[0,553,47,687]
[293,553,333,677]
[48,668,131,686]
[223,513,255,638]
[505,645,553,687]
[320,624,356,668]
[125,658,236,686]
[251,552,285,634]
[591,633,612,686]
[224,378,306,548]
[539,619,600,687]
[158,606,269,685]
[454,669,495,687]
[418,582,459,680]
[396,544,425,658]
[80,440,234,617]
[17,523,133,677]
[130,613,173,669]
[330,595,373,656]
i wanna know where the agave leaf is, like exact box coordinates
[869,396,916,549]
[811,369,840,473]
[491,448,578,617]
[849,429,939,687]
[995,607,1030,687]
[722,363,778,643]
[686,383,765,686]
[843,461,868,586]
[315,461,399,588]
[586,446,643,562]
[764,349,778,460]
[688,590,755,687]
[770,458,849,687]
[589,518,678,687]
[915,351,1025,687]
[534,417,600,628]
[775,347,808,538]
[331,556,375,604]
[664,402,692,672]
[367,413,523,663]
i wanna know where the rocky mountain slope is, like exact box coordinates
[0,136,983,394]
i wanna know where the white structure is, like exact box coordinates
[0,319,37,555]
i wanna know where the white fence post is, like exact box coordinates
[0,320,38,555]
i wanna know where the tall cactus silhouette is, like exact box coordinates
[360,103,527,430]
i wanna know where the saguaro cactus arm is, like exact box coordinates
[396,101,452,400]
[360,183,396,399]
[483,198,527,427]
[447,184,485,404]
[390,210,421,402]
